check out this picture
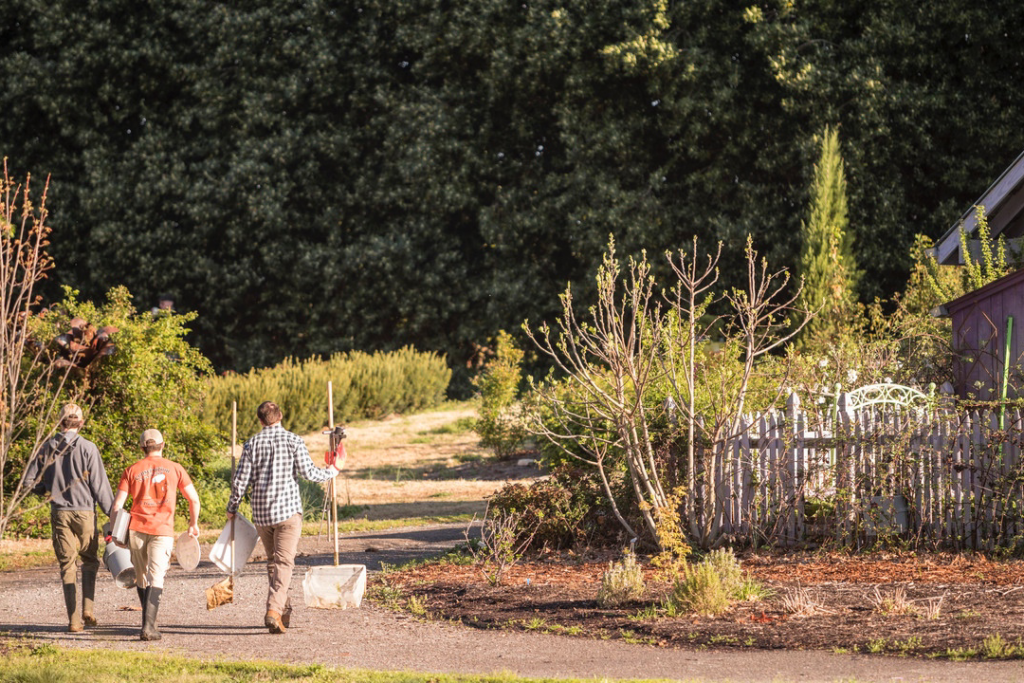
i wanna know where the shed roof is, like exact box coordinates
[934,149,1024,265]
[943,266,1024,315]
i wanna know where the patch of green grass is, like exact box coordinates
[407,595,428,616]
[867,638,887,654]
[523,617,547,631]
[981,633,1024,659]
[409,436,435,444]
[453,453,484,464]
[299,514,474,537]
[0,549,55,572]
[944,646,980,661]
[618,629,657,645]
[2,643,702,683]
[425,417,478,435]
[545,623,584,636]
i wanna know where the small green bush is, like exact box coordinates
[204,346,451,439]
[672,560,732,616]
[669,548,766,616]
[474,331,528,458]
[487,468,611,551]
[596,551,645,607]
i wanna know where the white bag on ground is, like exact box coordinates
[303,564,366,609]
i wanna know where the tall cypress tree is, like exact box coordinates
[797,126,858,350]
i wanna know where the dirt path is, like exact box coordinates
[2,525,1023,683]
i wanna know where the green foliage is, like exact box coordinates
[925,205,1012,304]
[473,331,528,458]
[668,548,766,616]
[31,286,222,484]
[203,347,451,440]
[596,550,646,607]
[796,126,858,351]
[486,472,596,551]
[5,0,1024,384]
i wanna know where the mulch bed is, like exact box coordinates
[385,550,1024,657]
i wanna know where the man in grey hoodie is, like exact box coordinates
[23,403,115,632]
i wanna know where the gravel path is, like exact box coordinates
[2,524,1023,683]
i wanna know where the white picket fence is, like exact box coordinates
[697,392,1024,549]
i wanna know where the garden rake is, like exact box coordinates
[206,401,238,609]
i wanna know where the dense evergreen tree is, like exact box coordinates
[796,126,856,349]
[2,0,1022,384]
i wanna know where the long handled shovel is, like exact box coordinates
[302,381,366,609]
[206,401,238,609]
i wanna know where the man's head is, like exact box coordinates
[140,428,164,454]
[58,403,84,432]
[257,401,283,426]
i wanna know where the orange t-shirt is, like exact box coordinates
[117,456,192,537]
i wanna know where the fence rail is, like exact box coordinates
[697,393,1024,550]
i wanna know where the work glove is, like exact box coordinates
[326,440,347,468]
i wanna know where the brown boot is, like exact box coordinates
[281,603,292,629]
[63,582,84,632]
[264,610,286,634]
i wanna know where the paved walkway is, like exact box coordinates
[2,525,1023,683]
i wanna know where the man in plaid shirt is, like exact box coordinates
[227,401,345,634]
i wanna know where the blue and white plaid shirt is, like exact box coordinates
[227,423,335,526]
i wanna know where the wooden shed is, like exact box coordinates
[944,268,1024,400]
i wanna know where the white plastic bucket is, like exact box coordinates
[103,542,137,589]
[302,564,366,609]
[209,514,258,574]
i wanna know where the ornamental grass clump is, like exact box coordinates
[669,548,767,617]
[596,551,645,607]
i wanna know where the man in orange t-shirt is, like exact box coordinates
[110,428,200,641]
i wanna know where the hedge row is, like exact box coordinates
[203,346,451,439]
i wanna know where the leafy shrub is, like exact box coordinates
[596,551,645,607]
[487,465,626,551]
[204,346,451,439]
[31,286,223,484]
[473,331,528,458]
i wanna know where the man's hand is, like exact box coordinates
[188,524,200,538]
[226,511,235,521]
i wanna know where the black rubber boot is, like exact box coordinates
[137,586,148,632]
[140,587,162,641]
[82,569,98,627]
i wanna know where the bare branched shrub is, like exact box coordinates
[468,499,540,586]
[526,236,813,550]
[596,550,645,607]
[870,585,917,616]
[0,160,77,538]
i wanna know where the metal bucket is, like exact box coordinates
[103,542,137,589]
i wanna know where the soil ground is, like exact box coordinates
[392,549,1024,659]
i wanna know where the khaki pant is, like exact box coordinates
[129,530,174,589]
[51,509,99,585]
[255,513,302,614]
